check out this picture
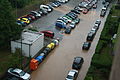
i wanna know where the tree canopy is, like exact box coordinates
[0,0,22,48]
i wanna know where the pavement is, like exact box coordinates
[30,0,110,80]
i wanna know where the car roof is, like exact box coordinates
[12,68,22,74]
[74,57,83,63]
[68,70,75,76]
[41,30,53,33]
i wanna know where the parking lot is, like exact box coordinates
[29,0,110,80]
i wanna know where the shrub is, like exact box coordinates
[95,40,107,54]
[115,5,120,10]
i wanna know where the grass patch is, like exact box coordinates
[85,46,113,80]
[0,49,24,76]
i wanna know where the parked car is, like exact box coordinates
[47,42,55,50]
[39,53,46,59]
[42,48,50,56]
[52,39,59,46]
[69,22,76,29]
[82,42,91,50]
[20,15,32,22]
[27,14,36,20]
[17,18,30,26]
[57,17,69,24]
[46,4,54,10]
[66,69,78,80]
[95,20,101,27]
[40,30,54,38]
[57,0,69,3]
[100,7,107,17]
[86,32,95,41]
[90,28,96,35]
[92,24,99,31]
[74,6,83,12]
[72,57,84,70]
[104,2,109,8]
[30,11,41,18]
[39,9,48,15]
[7,68,31,80]
[65,27,72,34]
[82,8,88,14]
[73,18,80,24]
[71,9,81,14]
[63,16,72,23]
[56,19,67,25]
[51,1,61,7]
[55,21,66,29]
[93,3,97,9]
[40,5,53,12]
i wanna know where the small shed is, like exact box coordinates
[11,31,44,58]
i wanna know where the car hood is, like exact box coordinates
[66,78,73,80]
[21,73,30,80]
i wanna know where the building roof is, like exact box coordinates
[14,31,43,45]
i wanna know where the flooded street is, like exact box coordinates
[31,0,110,80]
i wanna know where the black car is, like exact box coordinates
[82,42,91,50]
[72,57,84,70]
[65,27,72,34]
[86,32,95,41]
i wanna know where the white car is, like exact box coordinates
[40,5,52,12]
[57,0,69,3]
[95,20,101,27]
[66,69,78,80]
[70,22,76,29]
[30,11,41,18]
[8,68,30,80]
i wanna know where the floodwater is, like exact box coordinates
[31,0,110,80]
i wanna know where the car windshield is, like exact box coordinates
[84,43,88,47]
[19,71,25,76]
[67,75,73,79]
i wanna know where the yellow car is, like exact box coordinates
[47,43,55,49]
[18,18,30,24]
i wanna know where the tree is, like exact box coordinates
[0,0,22,48]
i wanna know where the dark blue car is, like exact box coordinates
[55,21,66,29]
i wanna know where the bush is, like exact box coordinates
[95,40,107,54]
[92,51,112,68]
[0,49,23,74]
[115,5,120,10]
[9,0,31,8]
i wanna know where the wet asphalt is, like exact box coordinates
[30,0,110,80]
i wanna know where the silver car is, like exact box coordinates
[66,69,78,80]
[8,68,31,80]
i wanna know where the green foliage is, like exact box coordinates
[0,49,23,73]
[95,40,107,54]
[84,75,93,80]
[0,0,22,48]
[8,0,31,8]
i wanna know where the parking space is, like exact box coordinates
[29,0,111,80]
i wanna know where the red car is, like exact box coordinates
[40,30,54,38]
[27,14,36,20]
